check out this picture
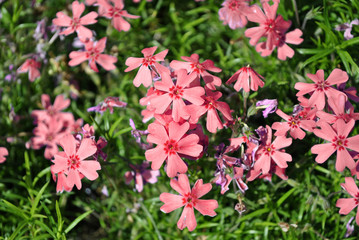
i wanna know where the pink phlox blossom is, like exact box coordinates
[125,162,160,192]
[159,174,218,231]
[245,1,291,51]
[69,37,117,72]
[316,95,359,128]
[153,109,193,131]
[31,94,73,124]
[170,53,222,90]
[311,119,359,172]
[255,28,303,60]
[226,66,264,92]
[139,87,166,123]
[0,147,8,163]
[88,97,127,114]
[294,69,349,110]
[336,177,359,225]
[97,0,140,32]
[186,87,233,133]
[31,118,67,159]
[125,46,170,87]
[145,121,203,177]
[272,109,316,140]
[52,1,98,40]
[151,70,205,122]
[51,134,101,190]
[254,125,292,174]
[335,19,359,40]
[218,0,250,29]
[17,58,41,82]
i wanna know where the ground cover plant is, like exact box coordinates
[0,0,359,239]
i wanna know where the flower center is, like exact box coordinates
[164,139,178,155]
[264,144,275,155]
[182,193,196,208]
[168,86,184,99]
[67,154,80,170]
[142,55,156,67]
[190,63,204,74]
[228,0,240,11]
[205,96,217,110]
[314,81,329,91]
[332,135,348,151]
[46,133,54,142]
[265,19,275,31]
[71,17,81,29]
[288,117,300,128]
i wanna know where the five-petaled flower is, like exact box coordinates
[226,66,264,92]
[145,121,203,177]
[51,134,101,190]
[160,174,218,231]
[336,177,359,225]
[17,58,41,82]
[294,69,349,110]
[52,1,98,40]
[69,37,117,72]
[311,119,359,172]
[125,46,170,87]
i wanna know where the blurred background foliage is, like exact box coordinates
[0,0,358,239]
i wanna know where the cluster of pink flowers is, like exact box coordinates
[219,0,303,60]
[30,94,107,192]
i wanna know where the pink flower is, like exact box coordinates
[69,37,117,72]
[255,28,303,60]
[218,0,250,29]
[336,177,359,225]
[0,147,8,163]
[31,94,73,124]
[51,134,101,190]
[170,53,222,90]
[98,0,139,32]
[145,121,203,177]
[125,162,160,192]
[159,174,218,231]
[272,109,316,140]
[17,58,41,82]
[254,125,292,174]
[52,1,98,40]
[245,1,291,51]
[151,70,205,122]
[186,87,233,133]
[31,118,67,159]
[294,69,349,110]
[311,119,359,172]
[125,46,170,87]
[226,66,264,92]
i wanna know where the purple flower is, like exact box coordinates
[129,119,152,150]
[335,19,359,40]
[124,162,160,192]
[345,217,355,238]
[256,99,278,118]
[88,97,127,114]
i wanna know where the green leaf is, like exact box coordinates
[64,210,93,234]
[109,116,124,138]
[30,181,49,217]
[34,220,56,239]
[8,221,27,240]
[339,37,359,49]
[300,49,334,68]
[238,208,270,223]
[276,188,296,207]
[13,23,37,33]
[1,199,29,220]
[113,127,132,138]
